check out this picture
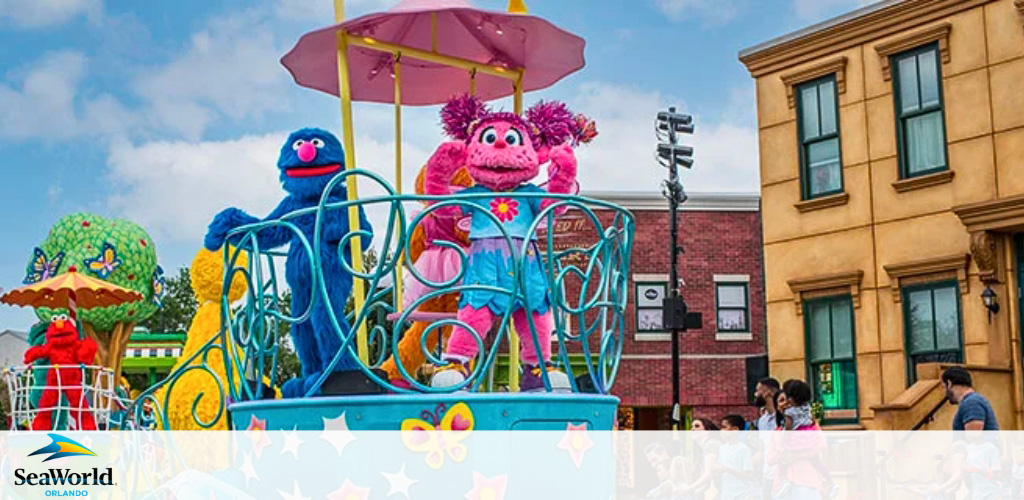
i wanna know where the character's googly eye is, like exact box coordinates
[292,139,305,150]
[505,129,523,146]
[50,315,59,322]
[311,138,325,148]
[59,314,69,321]
[480,127,497,145]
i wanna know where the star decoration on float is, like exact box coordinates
[464,472,507,500]
[321,412,356,455]
[381,464,418,498]
[246,414,272,459]
[281,426,304,459]
[556,422,594,468]
[277,481,311,500]
[327,479,371,500]
[240,452,258,487]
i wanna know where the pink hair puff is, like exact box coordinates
[525,100,577,149]
[440,94,489,141]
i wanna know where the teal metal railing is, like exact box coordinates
[131,169,634,429]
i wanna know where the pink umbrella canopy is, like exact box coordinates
[280,0,586,105]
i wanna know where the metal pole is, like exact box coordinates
[667,113,682,431]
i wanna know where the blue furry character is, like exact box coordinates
[204,128,372,398]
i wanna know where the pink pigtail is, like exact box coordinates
[441,94,488,141]
[525,100,576,149]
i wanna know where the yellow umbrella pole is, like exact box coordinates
[508,74,525,392]
[334,0,369,363]
[393,54,404,311]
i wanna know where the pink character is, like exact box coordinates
[425,94,595,392]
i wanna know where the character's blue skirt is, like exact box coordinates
[459,237,551,315]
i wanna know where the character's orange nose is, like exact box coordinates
[54,320,65,329]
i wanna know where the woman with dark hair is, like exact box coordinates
[767,380,832,500]
[691,418,720,431]
[674,416,720,498]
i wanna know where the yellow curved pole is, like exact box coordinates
[334,0,369,363]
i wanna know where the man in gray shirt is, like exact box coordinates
[943,366,999,431]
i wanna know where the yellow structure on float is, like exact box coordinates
[740,0,1024,429]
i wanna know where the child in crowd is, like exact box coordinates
[773,380,838,499]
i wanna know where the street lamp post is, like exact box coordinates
[655,107,701,430]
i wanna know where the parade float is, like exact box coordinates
[3,0,634,435]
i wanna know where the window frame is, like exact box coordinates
[715,281,750,333]
[635,280,669,338]
[795,74,845,201]
[803,294,859,425]
[902,280,964,386]
[892,42,950,180]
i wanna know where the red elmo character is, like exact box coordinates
[23,314,99,431]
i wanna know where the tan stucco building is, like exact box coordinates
[740,0,1024,429]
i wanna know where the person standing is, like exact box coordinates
[942,366,999,431]
[754,377,781,499]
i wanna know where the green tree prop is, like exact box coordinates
[139,267,197,333]
[27,213,162,385]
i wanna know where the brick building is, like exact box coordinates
[577,192,767,430]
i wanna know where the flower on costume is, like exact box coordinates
[489,197,519,223]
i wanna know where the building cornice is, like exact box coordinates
[883,253,971,302]
[780,56,848,108]
[874,23,952,80]
[787,270,864,315]
[739,0,993,78]
[580,191,760,212]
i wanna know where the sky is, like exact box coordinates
[0,0,875,330]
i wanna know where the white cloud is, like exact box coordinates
[103,80,758,253]
[0,0,101,28]
[792,0,875,21]
[0,51,133,140]
[654,0,738,24]
[106,134,286,243]
[569,82,758,194]
[105,131,431,246]
[134,10,291,140]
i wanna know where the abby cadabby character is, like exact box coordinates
[425,94,595,392]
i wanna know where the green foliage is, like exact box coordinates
[272,291,302,383]
[0,377,9,430]
[30,213,161,331]
[139,267,197,333]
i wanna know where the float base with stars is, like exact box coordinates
[231,393,621,431]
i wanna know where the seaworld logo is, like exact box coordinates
[29,434,96,462]
[14,434,115,489]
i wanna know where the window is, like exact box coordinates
[636,281,667,335]
[892,43,948,178]
[805,295,858,423]
[716,282,749,332]
[903,281,963,385]
[796,75,843,200]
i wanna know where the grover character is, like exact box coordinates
[426,95,595,392]
[204,128,372,398]
[23,314,98,430]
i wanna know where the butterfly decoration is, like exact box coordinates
[24,247,64,284]
[152,266,166,306]
[400,402,475,469]
[572,114,598,146]
[83,242,122,280]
